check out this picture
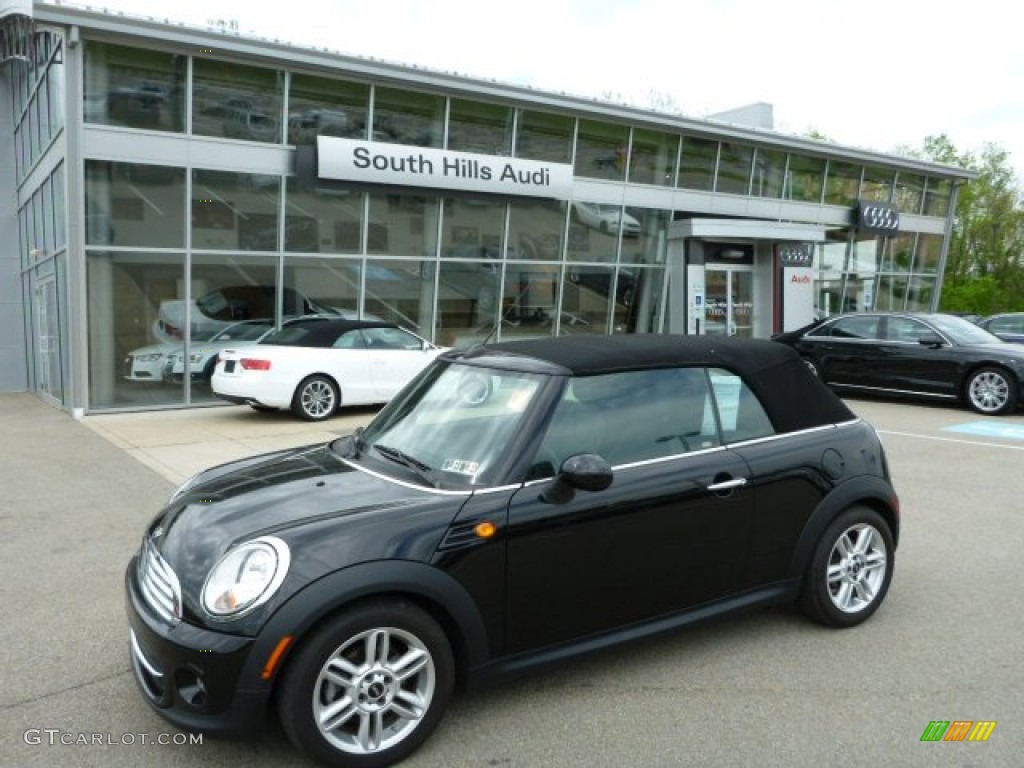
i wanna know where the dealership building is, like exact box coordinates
[1,1,976,415]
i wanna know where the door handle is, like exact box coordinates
[707,477,747,492]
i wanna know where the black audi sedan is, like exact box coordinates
[125,335,900,768]
[774,311,1024,415]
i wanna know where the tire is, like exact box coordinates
[802,357,820,378]
[965,366,1018,415]
[277,600,454,768]
[799,506,894,628]
[292,375,339,422]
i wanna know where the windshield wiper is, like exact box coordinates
[372,443,439,488]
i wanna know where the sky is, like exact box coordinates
[64,0,1024,180]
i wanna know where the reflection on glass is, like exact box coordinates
[619,207,669,265]
[923,178,952,217]
[515,110,573,163]
[364,258,436,336]
[751,148,785,198]
[367,191,441,257]
[86,161,186,248]
[874,275,907,311]
[567,202,627,262]
[192,58,282,142]
[87,251,186,408]
[53,163,66,251]
[563,265,613,334]
[629,129,678,186]
[508,199,566,261]
[905,276,935,312]
[894,172,925,215]
[913,234,942,274]
[285,178,363,253]
[784,155,825,202]
[715,142,754,195]
[824,161,862,205]
[436,261,500,348]
[879,233,915,273]
[448,99,513,155]
[373,86,444,147]
[861,166,894,202]
[440,197,506,259]
[192,170,280,251]
[497,263,559,342]
[574,119,629,181]
[84,42,185,132]
[288,73,368,145]
[850,235,882,276]
[283,254,362,321]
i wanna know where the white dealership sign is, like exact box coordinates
[317,136,574,199]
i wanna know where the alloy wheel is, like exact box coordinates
[968,370,1010,413]
[826,523,888,613]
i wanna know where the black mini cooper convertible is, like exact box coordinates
[125,334,900,768]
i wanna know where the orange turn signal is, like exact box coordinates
[261,635,294,680]
[474,521,497,539]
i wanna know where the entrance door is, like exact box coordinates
[704,266,753,337]
[35,277,63,403]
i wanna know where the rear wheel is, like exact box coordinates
[799,506,894,628]
[277,600,454,768]
[292,375,339,421]
[965,366,1018,415]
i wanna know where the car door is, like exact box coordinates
[802,314,883,387]
[503,367,755,653]
[875,315,961,396]
[361,326,434,399]
[320,328,377,404]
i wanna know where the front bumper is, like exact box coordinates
[124,556,271,735]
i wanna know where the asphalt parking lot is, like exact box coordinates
[2,392,1022,768]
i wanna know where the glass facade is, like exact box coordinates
[1,28,966,413]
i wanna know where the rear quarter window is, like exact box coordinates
[708,368,774,443]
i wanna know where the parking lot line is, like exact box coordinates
[879,429,1024,451]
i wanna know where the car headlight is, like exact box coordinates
[201,537,291,619]
[136,353,164,362]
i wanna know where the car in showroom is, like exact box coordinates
[126,334,899,768]
[773,311,1024,415]
[571,201,641,237]
[211,317,445,420]
[976,312,1024,344]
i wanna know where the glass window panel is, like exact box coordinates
[841,274,876,313]
[913,233,943,274]
[372,86,444,148]
[192,170,280,251]
[47,45,65,137]
[193,58,283,142]
[677,136,717,191]
[620,266,665,334]
[497,263,560,342]
[879,232,914,273]
[715,142,754,195]
[41,176,54,255]
[567,201,622,263]
[849,235,883,276]
[283,254,362,321]
[436,260,500,348]
[363,258,436,337]
[620,207,669,266]
[447,98,513,156]
[894,172,925,215]
[574,119,629,181]
[83,42,186,132]
[367,191,441,257]
[923,178,952,217]
[36,72,50,149]
[563,265,614,335]
[508,199,566,261]
[86,161,186,248]
[628,129,678,186]
[86,251,186,408]
[784,155,825,202]
[824,161,862,205]
[861,166,894,202]
[515,109,573,163]
[751,148,786,199]
[905,276,935,312]
[287,73,369,145]
[874,275,907,311]
[285,178,364,253]
[440,197,506,260]
[29,94,39,163]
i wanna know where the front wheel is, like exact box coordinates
[292,375,339,421]
[799,506,894,628]
[965,366,1018,415]
[277,600,454,768]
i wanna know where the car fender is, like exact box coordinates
[236,559,491,692]
[786,475,900,581]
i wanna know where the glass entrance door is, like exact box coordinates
[35,277,63,403]
[704,266,753,337]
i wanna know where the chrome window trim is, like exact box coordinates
[339,458,473,496]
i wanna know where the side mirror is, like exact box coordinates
[541,453,613,503]
[918,333,945,348]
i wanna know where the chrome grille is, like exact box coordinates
[137,537,182,625]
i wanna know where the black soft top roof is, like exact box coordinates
[472,334,855,433]
[261,318,395,347]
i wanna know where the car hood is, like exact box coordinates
[128,342,177,357]
[149,442,462,607]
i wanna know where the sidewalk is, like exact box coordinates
[80,402,378,485]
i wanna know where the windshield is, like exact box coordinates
[929,315,1003,345]
[356,361,547,488]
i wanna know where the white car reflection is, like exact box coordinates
[572,202,641,237]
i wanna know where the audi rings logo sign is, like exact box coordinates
[855,200,900,234]
[776,243,814,267]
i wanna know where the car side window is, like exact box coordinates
[531,367,721,476]
[884,317,930,342]
[332,330,366,349]
[362,327,422,350]
[827,316,880,339]
[707,368,774,443]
